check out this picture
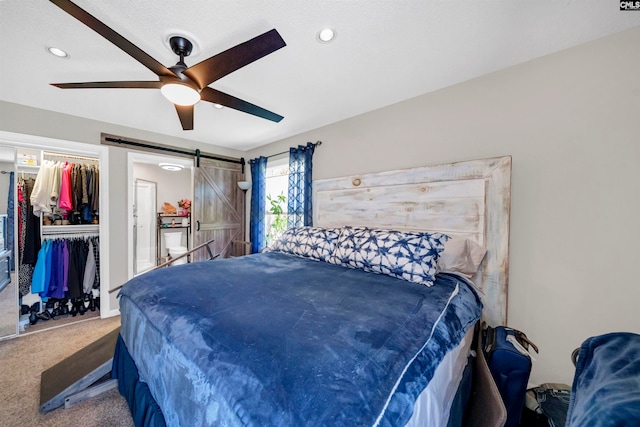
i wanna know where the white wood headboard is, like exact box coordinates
[313,156,511,326]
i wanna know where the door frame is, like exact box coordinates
[126,152,193,280]
[0,131,112,317]
[133,178,157,276]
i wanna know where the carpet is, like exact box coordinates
[0,316,134,426]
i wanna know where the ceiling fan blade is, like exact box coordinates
[200,87,283,123]
[184,29,286,89]
[49,0,173,77]
[52,81,162,89]
[174,105,194,130]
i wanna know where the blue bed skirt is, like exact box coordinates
[112,332,475,427]
[112,334,167,427]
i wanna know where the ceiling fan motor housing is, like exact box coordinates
[170,36,193,60]
[166,36,199,90]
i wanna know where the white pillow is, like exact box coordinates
[437,237,487,278]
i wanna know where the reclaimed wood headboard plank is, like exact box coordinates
[313,156,511,326]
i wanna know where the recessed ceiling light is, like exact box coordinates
[159,162,184,171]
[213,103,223,109]
[47,46,69,58]
[317,28,336,43]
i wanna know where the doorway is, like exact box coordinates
[133,179,156,275]
[127,152,193,279]
[0,130,112,336]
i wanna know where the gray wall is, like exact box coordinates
[247,27,640,385]
[133,162,191,213]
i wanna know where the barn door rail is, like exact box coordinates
[102,134,245,172]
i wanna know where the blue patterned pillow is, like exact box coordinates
[265,227,341,262]
[330,227,449,286]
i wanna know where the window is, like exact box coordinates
[265,156,289,246]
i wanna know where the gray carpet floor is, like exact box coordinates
[0,316,134,426]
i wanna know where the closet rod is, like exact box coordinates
[43,233,99,240]
[42,151,99,162]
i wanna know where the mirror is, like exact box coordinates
[0,146,17,338]
[133,179,157,275]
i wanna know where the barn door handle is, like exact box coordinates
[196,220,200,231]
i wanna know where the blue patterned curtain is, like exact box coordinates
[249,156,268,253]
[287,142,316,228]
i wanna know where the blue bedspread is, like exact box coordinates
[566,332,640,427]
[118,252,481,426]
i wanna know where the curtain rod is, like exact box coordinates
[265,140,322,159]
[103,136,245,170]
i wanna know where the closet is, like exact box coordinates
[0,132,108,340]
[16,150,101,333]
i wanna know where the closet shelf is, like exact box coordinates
[17,164,40,170]
[42,224,99,235]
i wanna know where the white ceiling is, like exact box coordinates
[1,1,638,152]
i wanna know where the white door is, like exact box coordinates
[134,179,156,275]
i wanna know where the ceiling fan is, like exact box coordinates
[49,0,286,130]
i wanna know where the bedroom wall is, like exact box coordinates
[0,103,243,313]
[246,27,640,385]
[133,162,191,213]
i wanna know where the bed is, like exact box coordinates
[113,156,512,427]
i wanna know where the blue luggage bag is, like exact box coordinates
[483,326,539,427]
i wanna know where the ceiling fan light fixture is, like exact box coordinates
[160,82,201,106]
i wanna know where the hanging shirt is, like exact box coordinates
[47,240,66,299]
[83,239,96,294]
[49,161,62,208]
[31,240,50,294]
[91,166,99,212]
[62,240,69,292]
[71,164,82,213]
[81,164,88,205]
[31,160,55,215]
[22,178,41,265]
[59,162,73,211]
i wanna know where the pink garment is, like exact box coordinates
[59,162,73,211]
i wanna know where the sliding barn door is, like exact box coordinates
[193,159,244,261]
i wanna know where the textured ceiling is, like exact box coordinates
[1,1,638,151]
